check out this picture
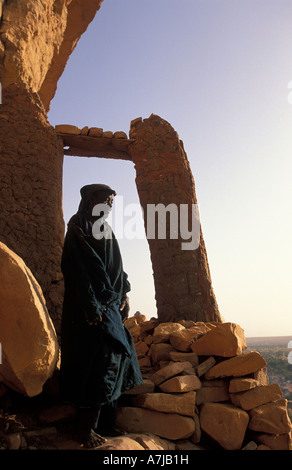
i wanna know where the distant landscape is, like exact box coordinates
[246,336,292,418]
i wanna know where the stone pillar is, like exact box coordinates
[0,84,64,332]
[129,114,223,324]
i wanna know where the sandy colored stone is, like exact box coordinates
[151,361,193,386]
[150,343,176,363]
[251,367,269,385]
[138,356,152,368]
[88,127,103,137]
[81,126,89,135]
[242,441,258,450]
[116,407,195,441]
[256,432,292,451]
[130,313,147,325]
[124,317,137,329]
[230,383,283,410]
[191,322,247,357]
[195,356,216,377]
[190,411,201,444]
[55,124,78,135]
[144,335,153,346]
[96,436,145,451]
[159,375,202,393]
[127,433,176,450]
[229,378,259,393]
[140,318,160,335]
[169,351,199,366]
[102,131,113,138]
[128,324,142,342]
[135,340,149,356]
[248,398,292,434]
[0,242,59,396]
[113,131,128,139]
[169,324,211,352]
[124,379,155,395]
[152,322,185,344]
[196,383,230,405]
[200,403,249,450]
[133,392,196,417]
[204,351,267,380]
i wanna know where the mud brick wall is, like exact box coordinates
[0,84,64,331]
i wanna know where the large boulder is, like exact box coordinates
[0,242,59,396]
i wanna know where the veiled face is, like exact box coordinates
[88,191,115,214]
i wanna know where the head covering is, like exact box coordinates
[80,184,116,199]
[78,184,116,214]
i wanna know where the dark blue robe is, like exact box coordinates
[59,213,143,408]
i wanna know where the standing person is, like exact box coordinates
[59,184,143,448]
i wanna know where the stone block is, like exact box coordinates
[196,382,230,405]
[96,436,145,451]
[169,324,211,352]
[191,322,247,357]
[168,351,199,366]
[113,131,128,139]
[256,432,292,450]
[128,324,142,342]
[150,343,176,363]
[158,375,202,393]
[102,130,113,138]
[152,322,185,344]
[195,356,216,377]
[200,402,249,450]
[133,391,196,417]
[124,379,155,395]
[248,398,292,434]
[88,127,103,137]
[151,361,193,386]
[230,383,283,410]
[55,124,81,134]
[135,340,150,356]
[116,407,195,440]
[138,356,152,367]
[204,351,267,380]
[251,367,269,385]
[229,378,259,393]
[127,433,176,450]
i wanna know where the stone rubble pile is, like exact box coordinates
[115,315,292,451]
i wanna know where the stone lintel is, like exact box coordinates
[58,133,134,160]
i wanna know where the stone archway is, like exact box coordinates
[56,115,223,324]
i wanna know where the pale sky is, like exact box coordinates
[48,0,292,338]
